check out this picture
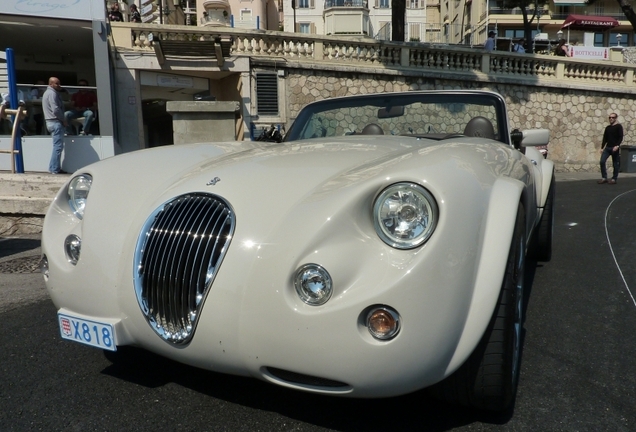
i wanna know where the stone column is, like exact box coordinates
[166,101,240,145]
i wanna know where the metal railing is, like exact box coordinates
[550,13,626,20]
[488,7,548,16]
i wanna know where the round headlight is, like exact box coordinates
[67,174,92,219]
[294,264,333,306]
[373,182,438,249]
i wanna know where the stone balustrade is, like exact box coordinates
[110,22,636,91]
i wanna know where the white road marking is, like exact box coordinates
[604,189,636,308]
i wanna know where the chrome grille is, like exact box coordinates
[134,193,235,344]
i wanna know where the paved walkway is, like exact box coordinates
[556,171,636,182]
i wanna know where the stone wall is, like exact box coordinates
[286,70,636,172]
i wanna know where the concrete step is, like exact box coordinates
[0,173,68,202]
[0,172,69,235]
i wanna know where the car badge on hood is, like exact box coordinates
[206,177,221,186]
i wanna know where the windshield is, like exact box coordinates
[285,91,509,144]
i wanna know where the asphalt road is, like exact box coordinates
[1,176,636,431]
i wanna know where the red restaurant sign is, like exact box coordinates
[561,15,620,31]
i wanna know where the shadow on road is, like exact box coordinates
[102,347,514,430]
[0,238,40,259]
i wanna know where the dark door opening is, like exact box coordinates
[142,99,173,147]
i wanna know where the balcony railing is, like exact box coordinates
[549,13,627,20]
[109,23,636,90]
[200,14,230,26]
[324,0,368,7]
[488,7,548,16]
[487,8,627,21]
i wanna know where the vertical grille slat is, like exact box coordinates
[181,201,222,332]
[186,203,222,311]
[141,207,173,316]
[164,196,205,337]
[192,205,226,301]
[145,199,183,328]
[153,198,187,334]
[134,193,235,344]
[174,200,202,333]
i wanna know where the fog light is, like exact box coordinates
[64,235,82,265]
[40,254,49,279]
[367,307,400,340]
[294,263,332,306]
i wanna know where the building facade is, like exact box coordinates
[442,0,633,50]
[281,0,437,41]
[119,0,281,30]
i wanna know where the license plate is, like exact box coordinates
[58,313,117,352]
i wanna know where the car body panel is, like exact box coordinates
[42,90,553,399]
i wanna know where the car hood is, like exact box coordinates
[86,135,515,203]
[77,136,512,236]
[83,136,429,213]
[76,135,524,267]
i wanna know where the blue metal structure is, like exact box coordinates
[6,48,25,173]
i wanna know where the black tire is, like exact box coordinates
[429,205,526,411]
[531,173,555,262]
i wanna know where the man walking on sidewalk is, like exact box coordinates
[598,112,623,184]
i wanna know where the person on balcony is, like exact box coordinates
[108,2,123,22]
[129,4,142,23]
[64,79,97,136]
[512,40,526,53]
[555,39,570,57]
[484,31,496,51]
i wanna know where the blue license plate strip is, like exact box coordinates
[58,313,117,352]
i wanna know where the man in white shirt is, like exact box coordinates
[512,41,526,53]
[484,31,496,51]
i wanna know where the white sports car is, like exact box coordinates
[42,90,554,411]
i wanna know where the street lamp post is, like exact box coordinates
[533,9,541,53]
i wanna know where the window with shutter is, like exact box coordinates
[408,23,421,41]
[256,73,279,116]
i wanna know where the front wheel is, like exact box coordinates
[429,205,526,411]
[531,173,555,262]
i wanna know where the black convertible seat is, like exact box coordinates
[464,117,495,139]
[361,123,384,135]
